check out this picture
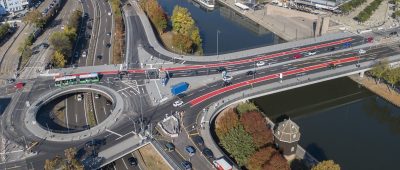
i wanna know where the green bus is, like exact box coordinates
[55,76,77,87]
[78,73,100,84]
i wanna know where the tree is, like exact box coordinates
[0,23,10,39]
[63,26,77,42]
[383,68,400,88]
[312,160,341,170]
[236,102,259,115]
[21,47,32,60]
[216,108,239,137]
[152,6,167,33]
[52,51,66,68]
[44,156,62,170]
[262,153,290,170]
[64,147,84,170]
[171,6,195,35]
[49,32,72,55]
[220,125,256,166]
[247,147,278,170]
[172,33,193,53]
[240,111,273,147]
[64,147,77,163]
[68,10,82,29]
[190,27,202,52]
[23,9,45,28]
[370,61,388,83]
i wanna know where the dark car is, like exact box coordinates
[97,55,102,60]
[328,47,335,51]
[222,81,232,87]
[181,161,192,170]
[127,157,137,166]
[246,70,256,75]
[187,70,198,76]
[193,136,204,147]
[202,148,214,159]
[42,43,49,48]
[216,67,226,72]
[106,43,111,48]
[165,142,175,152]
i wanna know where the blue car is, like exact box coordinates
[343,42,351,48]
[185,146,196,156]
[181,161,192,170]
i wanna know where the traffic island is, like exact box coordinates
[157,114,180,138]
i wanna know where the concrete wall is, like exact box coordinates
[265,5,318,20]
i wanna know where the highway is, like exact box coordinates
[93,0,113,66]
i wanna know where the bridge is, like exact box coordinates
[0,1,399,169]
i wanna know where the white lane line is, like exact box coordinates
[4,166,21,169]
[83,96,89,126]
[121,92,128,97]
[106,129,123,137]
[141,87,145,94]
[65,98,69,129]
[103,107,107,117]
[92,93,99,124]
[181,61,186,64]
[153,80,163,98]
[121,158,129,169]
[75,113,78,123]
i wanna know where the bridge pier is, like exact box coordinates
[359,71,365,78]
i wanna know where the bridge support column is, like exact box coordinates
[359,71,365,78]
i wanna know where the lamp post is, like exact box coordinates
[217,30,220,59]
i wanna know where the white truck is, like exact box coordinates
[213,158,232,170]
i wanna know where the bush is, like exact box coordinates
[340,0,367,13]
[312,160,341,170]
[355,0,383,22]
[240,111,273,147]
[236,102,259,115]
[216,108,239,137]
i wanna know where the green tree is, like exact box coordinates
[63,26,77,41]
[370,61,388,83]
[171,6,195,35]
[220,125,256,166]
[49,32,72,55]
[68,10,82,29]
[23,9,45,28]
[0,23,10,39]
[312,160,341,170]
[383,68,400,88]
[236,102,259,115]
[52,51,66,68]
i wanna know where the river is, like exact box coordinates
[252,77,400,170]
[157,0,284,55]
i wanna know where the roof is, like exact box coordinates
[213,158,232,169]
[55,76,77,81]
[274,119,301,143]
[79,73,98,79]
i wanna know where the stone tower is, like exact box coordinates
[274,119,301,161]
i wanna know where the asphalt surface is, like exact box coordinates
[93,0,113,66]
[73,0,95,66]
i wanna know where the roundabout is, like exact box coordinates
[24,84,124,142]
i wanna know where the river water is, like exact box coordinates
[157,0,284,55]
[252,77,400,169]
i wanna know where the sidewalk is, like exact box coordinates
[349,75,400,107]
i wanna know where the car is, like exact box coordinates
[173,100,183,107]
[95,94,100,99]
[84,12,88,17]
[127,3,131,6]
[246,70,256,75]
[108,12,112,16]
[256,61,265,67]
[293,53,302,59]
[74,52,79,58]
[193,136,204,146]
[82,51,87,57]
[307,51,317,56]
[106,32,111,36]
[358,49,366,54]
[106,100,112,105]
[42,43,49,49]
[181,161,192,170]
[106,43,111,48]
[164,142,175,152]
[216,67,226,72]
[185,146,196,156]
[223,75,233,82]
[327,63,337,69]
[7,79,15,84]
[61,25,65,30]
[328,47,335,51]
[202,148,214,159]
[76,94,82,101]
[97,55,102,60]
[187,70,198,76]
[127,157,137,166]
[222,81,232,87]
[87,25,92,29]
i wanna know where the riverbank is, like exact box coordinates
[349,75,400,107]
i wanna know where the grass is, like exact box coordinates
[139,144,171,170]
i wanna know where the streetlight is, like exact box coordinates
[217,30,220,59]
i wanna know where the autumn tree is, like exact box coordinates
[52,51,66,68]
[312,160,341,170]
[383,68,400,88]
[44,156,62,170]
[240,111,273,147]
[172,33,193,53]
[64,147,84,170]
[262,153,290,170]
[68,10,82,29]
[220,125,256,167]
[247,147,277,170]
[63,26,77,42]
[23,9,45,28]
[369,61,388,83]
[236,102,259,115]
[50,32,71,55]
[216,108,239,137]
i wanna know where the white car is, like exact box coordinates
[108,12,112,16]
[82,51,87,58]
[307,51,317,56]
[256,61,265,67]
[223,75,233,82]
[61,25,65,30]
[76,94,82,101]
[173,100,183,107]
[358,49,366,54]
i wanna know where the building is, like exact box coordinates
[292,0,345,11]
[274,119,301,161]
[0,0,30,15]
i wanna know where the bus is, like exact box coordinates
[78,73,100,84]
[55,76,77,87]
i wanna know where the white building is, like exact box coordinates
[0,0,30,15]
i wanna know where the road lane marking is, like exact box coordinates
[75,113,78,123]
[92,93,99,125]
[153,80,163,98]
[106,129,123,137]
[83,96,89,126]
[65,98,69,129]
[121,158,129,169]
[103,107,107,117]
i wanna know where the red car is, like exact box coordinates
[293,53,302,59]
[15,82,24,90]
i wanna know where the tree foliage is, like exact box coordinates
[23,9,45,28]
[240,111,273,147]
[369,61,388,82]
[53,51,66,68]
[247,147,278,170]
[50,32,71,55]
[262,153,290,170]
[172,33,193,53]
[355,0,383,22]
[236,102,259,115]
[141,0,167,33]
[383,67,400,87]
[312,160,341,170]
[0,23,10,39]
[216,108,239,137]
[339,0,367,13]
[220,125,256,166]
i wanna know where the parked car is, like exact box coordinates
[193,136,204,147]
[246,70,256,75]
[82,51,87,58]
[173,100,183,107]
[164,142,175,152]
[223,75,233,82]
[307,51,317,56]
[106,32,111,36]
[216,67,226,73]
[106,43,111,48]
[358,49,366,54]
[95,94,100,99]
[185,146,196,156]
[202,148,214,159]
[181,161,192,170]
[293,53,302,59]
[127,157,137,166]
[76,94,82,101]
